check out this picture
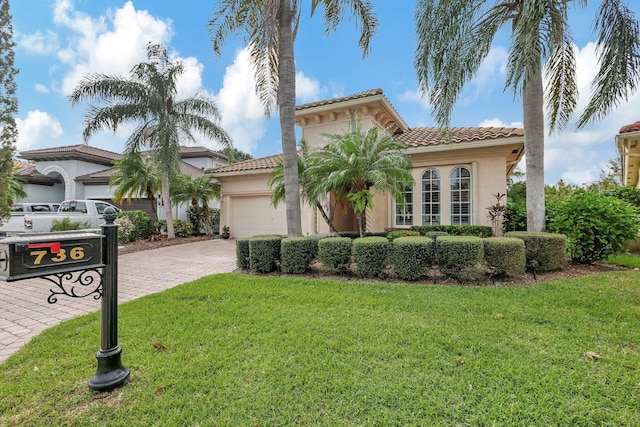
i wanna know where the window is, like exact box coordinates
[450,167,471,225]
[421,169,441,225]
[395,186,413,226]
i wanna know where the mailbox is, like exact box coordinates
[0,231,105,282]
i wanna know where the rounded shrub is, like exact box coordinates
[117,210,152,240]
[387,230,421,242]
[483,237,526,276]
[353,236,389,278]
[249,235,282,273]
[173,219,193,237]
[504,231,567,271]
[390,236,434,281]
[548,190,640,264]
[281,236,318,274]
[115,216,137,244]
[236,238,250,270]
[436,236,485,280]
[317,237,352,275]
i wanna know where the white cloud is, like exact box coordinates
[295,71,322,103]
[16,30,60,54]
[399,89,431,111]
[16,110,63,150]
[214,47,268,154]
[54,0,173,95]
[35,84,50,94]
[478,117,523,128]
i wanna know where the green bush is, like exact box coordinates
[115,216,137,244]
[117,210,151,241]
[436,236,485,280]
[249,235,282,273]
[386,230,421,241]
[504,231,567,271]
[281,237,318,274]
[236,238,250,270]
[390,236,434,281]
[548,191,640,264]
[50,217,89,232]
[173,219,193,237]
[483,237,526,276]
[353,237,389,278]
[503,200,527,232]
[603,186,640,208]
[411,225,492,238]
[318,237,352,274]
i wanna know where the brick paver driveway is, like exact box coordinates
[0,238,237,363]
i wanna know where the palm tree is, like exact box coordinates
[109,152,161,222]
[414,0,640,232]
[69,43,232,238]
[8,167,27,202]
[208,0,378,237]
[305,117,414,237]
[268,139,338,233]
[171,174,221,235]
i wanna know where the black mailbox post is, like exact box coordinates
[0,206,129,392]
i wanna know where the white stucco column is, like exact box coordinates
[472,161,478,225]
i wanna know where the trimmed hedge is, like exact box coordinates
[436,236,485,280]
[483,237,525,275]
[236,238,250,269]
[117,210,152,241]
[249,235,282,273]
[318,237,352,274]
[387,230,421,241]
[411,225,492,238]
[353,237,389,278]
[391,236,434,281]
[504,231,567,272]
[281,236,318,274]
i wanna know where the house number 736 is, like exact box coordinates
[29,247,86,265]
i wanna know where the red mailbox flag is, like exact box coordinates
[27,242,61,254]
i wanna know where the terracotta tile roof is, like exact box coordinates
[12,161,60,185]
[19,144,122,165]
[208,153,282,174]
[619,121,640,133]
[296,88,384,111]
[76,160,204,184]
[398,127,524,148]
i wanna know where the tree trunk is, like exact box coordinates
[161,174,175,238]
[315,202,338,233]
[278,0,303,237]
[523,69,546,232]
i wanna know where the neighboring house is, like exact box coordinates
[616,121,640,187]
[14,144,228,220]
[210,89,525,238]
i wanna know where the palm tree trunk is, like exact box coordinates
[523,68,546,232]
[161,174,175,238]
[278,0,303,237]
[315,202,338,233]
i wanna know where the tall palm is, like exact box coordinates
[305,117,414,237]
[69,43,231,238]
[414,0,640,232]
[268,139,338,233]
[209,0,378,237]
[171,174,221,235]
[109,152,161,222]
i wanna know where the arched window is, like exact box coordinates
[395,186,413,226]
[450,167,471,225]
[421,169,440,225]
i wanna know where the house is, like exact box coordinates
[210,89,525,238]
[13,144,228,220]
[616,121,640,187]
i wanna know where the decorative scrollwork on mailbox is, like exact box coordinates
[42,268,103,304]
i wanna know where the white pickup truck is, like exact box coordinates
[0,200,118,234]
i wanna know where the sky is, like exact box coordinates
[9,0,640,185]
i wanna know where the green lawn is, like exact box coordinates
[605,252,640,269]
[1,271,639,426]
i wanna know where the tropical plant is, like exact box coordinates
[304,117,414,237]
[269,139,338,233]
[209,0,378,237]
[109,152,161,222]
[0,0,18,222]
[69,43,231,238]
[8,167,27,202]
[414,0,640,232]
[171,174,221,235]
[222,146,253,164]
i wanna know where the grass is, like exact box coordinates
[1,271,639,426]
[605,252,640,268]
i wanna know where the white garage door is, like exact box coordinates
[232,196,287,238]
